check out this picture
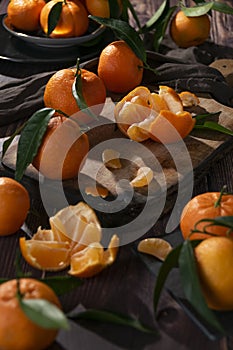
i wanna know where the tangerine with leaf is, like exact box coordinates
[0,278,64,350]
[43,64,106,122]
[170,10,211,48]
[180,188,233,240]
[40,0,89,38]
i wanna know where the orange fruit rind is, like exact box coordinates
[114,85,199,144]
[137,238,172,261]
[20,202,120,277]
[20,237,71,271]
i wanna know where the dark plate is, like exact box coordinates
[0,14,113,64]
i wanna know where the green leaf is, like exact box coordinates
[47,1,63,36]
[152,6,176,51]
[141,0,170,33]
[19,298,69,330]
[15,108,55,181]
[72,67,98,121]
[212,2,233,15]
[194,111,221,123]
[181,2,214,17]
[42,276,83,296]
[2,123,25,159]
[153,243,182,311]
[194,121,233,136]
[89,16,147,62]
[121,0,141,30]
[68,309,157,334]
[179,240,225,334]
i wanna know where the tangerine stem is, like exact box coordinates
[214,185,227,208]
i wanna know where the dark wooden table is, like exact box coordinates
[0,0,233,349]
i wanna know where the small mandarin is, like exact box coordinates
[180,192,233,240]
[97,40,144,93]
[85,0,122,18]
[170,10,211,48]
[0,278,62,350]
[40,0,89,38]
[32,115,89,180]
[195,236,233,310]
[43,67,106,122]
[0,177,30,236]
[7,0,45,32]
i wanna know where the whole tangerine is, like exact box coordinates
[0,278,62,350]
[97,40,144,93]
[195,236,233,310]
[7,0,45,32]
[0,177,30,236]
[170,10,211,48]
[40,0,89,38]
[180,191,233,240]
[85,0,122,18]
[32,115,89,180]
[43,67,106,122]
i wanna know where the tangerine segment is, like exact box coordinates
[19,237,71,271]
[102,149,122,169]
[149,110,195,144]
[85,186,109,198]
[50,202,102,246]
[69,242,105,278]
[114,86,152,135]
[137,238,172,261]
[32,227,66,243]
[102,234,119,265]
[69,235,119,278]
[130,166,153,187]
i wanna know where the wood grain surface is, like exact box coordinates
[1,0,233,349]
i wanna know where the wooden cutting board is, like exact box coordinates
[2,94,233,214]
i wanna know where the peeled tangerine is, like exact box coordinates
[20,202,119,277]
[114,85,198,144]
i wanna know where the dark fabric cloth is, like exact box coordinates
[0,42,233,126]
